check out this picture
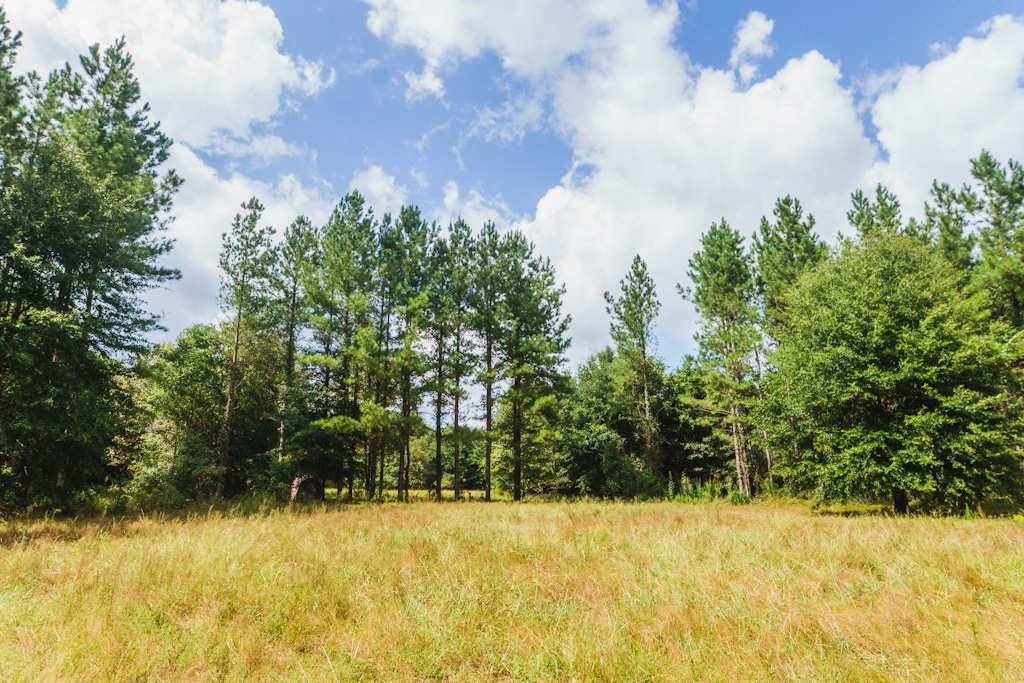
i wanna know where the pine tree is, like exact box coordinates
[751,196,826,337]
[447,219,476,500]
[966,152,1024,326]
[497,231,570,501]
[681,220,759,496]
[425,229,453,499]
[307,192,377,496]
[393,206,434,501]
[270,216,316,457]
[470,221,505,501]
[604,254,661,473]
[0,28,181,507]
[217,197,275,496]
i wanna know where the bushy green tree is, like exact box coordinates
[559,348,648,497]
[0,23,180,508]
[134,325,228,500]
[766,232,1024,513]
[659,358,733,493]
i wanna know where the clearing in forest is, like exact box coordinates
[1,500,1022,681]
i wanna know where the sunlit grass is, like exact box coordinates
[1,500,1023,681]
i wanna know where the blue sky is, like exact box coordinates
[6,0,1024,365]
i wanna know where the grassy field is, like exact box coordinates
[1,500,1023,682]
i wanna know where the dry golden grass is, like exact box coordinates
[1,500,1023,681]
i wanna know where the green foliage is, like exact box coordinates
[766,231,1024,512]
[495,230,571,500]
[130,322,283,502]
[217,198,278,495]
[0,313,121,508]
[925,180,977,275]
[604,254,661,467]
[219,197,276,323]
[682,219,760,495]
[847,184,904,238]
[962,152,1024,326]
[659,358,733,486]
[752,195,826,336]
[494,389,566,496]
[727,490,752,505]
[131,325,226,500]
[0,18,180,510]
[559,348,647,497]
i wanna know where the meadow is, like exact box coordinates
[1,499,1023,682]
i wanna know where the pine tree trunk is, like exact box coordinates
[730,404,750,496]
[378,434,385,497]
[453,374,461,501]
[435,383,443,500]
[217,306,243,498]
[753,349,774,491]
[484,340,493,502]
[399,386,409,502]
[730,411,743,495]
[279,286,298,461]
[513,377,522,502]
[640,345,655,465]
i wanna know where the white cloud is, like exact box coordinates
[435,181,520,230]
[146,146,337,338]
[1,0,339,340]
[364,3,1024,366]
[404,65,446,100]
[207,134,303,163]
[349,165,409,217]
[363,0,641,97]
[729,11,775,84]
[470,95,545,145]
[3,0,334,154]
[865,15,1024,216]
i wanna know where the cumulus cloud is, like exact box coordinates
[435,181,521,230]
[364,2,1024,365]
[363,0,638,97]
[3,0,335,154]
[349,165,409,217]
[146,146,337,337]
[469,95,545,145]
[2,0,340,339]
[865,15,1024,215]
[729,11,775,84]
[404,65,446,100]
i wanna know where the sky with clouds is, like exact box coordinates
[4,0,1024,366]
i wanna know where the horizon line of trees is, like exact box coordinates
[131,192,570,505]
[1,14,1021,514]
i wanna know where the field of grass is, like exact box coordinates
[1,499,1023,681]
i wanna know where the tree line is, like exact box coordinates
[131,194,569,506]
[1,19,1021,513]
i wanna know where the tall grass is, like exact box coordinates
[1,501,1023,681]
